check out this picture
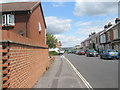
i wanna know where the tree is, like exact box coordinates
[46,32,57,48]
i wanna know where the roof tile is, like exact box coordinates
[1,2,39,12]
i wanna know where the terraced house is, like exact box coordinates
[104,18,120,50]
[99,19,120,51]
[81,18,120,52]
[0,1,50,89]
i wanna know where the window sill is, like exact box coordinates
[2,25,14,30]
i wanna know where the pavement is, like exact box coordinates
[33,55,87,88]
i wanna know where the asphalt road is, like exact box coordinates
[64,53,118,88]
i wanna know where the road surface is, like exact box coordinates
[64,53,118,88]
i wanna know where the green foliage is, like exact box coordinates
[46,32,57,48]
[49,51,58,56]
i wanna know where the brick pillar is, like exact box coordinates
[2,43,10,89]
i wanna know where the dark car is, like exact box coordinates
[100,49,119,60]
[78,51,86,55]
[75,50,79,54]
[73,51,77,54]
[86,50,98,57]
[68,50,72,54]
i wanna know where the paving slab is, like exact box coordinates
[33,56,85,88]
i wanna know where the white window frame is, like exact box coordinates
[2,14,6,26]
[100,34,106,43]
[113,29,118,39]
[2,14,14,26]
[103,34,106,43]
[107,31,110,41]
[7,14,15,26]
[38,22,42,31]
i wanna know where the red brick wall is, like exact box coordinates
[110,30,114,41]
[2,42,49,88]
[2,30,49,88]
[28,5,46,46]
[2,30,47,47]
[1,3,49,89]
[4,5,46,46]
[9,13,28,37]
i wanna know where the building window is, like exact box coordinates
[38,22,42,31]
[113,29,118,39]
[107,31,110,41]
[100,34,106,43]
[2,14,14,26]
[2,14,6,25]
[7,14,14,25]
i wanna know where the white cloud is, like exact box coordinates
[54,18,116,47]
[40,0,76,2]
[76,18,116,37]
[77,27,103,36]
[45,16,72,34]
[1,0,119,3]
[55,34,85,47]
[75,21,92,26]
[74,1,118,16]
[41,0,119,2]
[76,0,119,2]
[52,2,64,7]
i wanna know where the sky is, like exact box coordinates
[1,0,119,47]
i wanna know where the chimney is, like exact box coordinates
[104,25,108,30]
[93,32,96,35]
[108,22,112,28]
[89,34,91,37]
[115,18,120,24]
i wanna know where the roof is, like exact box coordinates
[1,2,40,12]
[105,22,120,32]
[81,30,103,43]
[1,2,47,28]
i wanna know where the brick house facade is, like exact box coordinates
[81,18,120,52]
[102,20,120,51]
[0,2,50,88]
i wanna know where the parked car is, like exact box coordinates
[75,50,80,55]
[73,50,77,54]
[86,50,98,57]
[78,51,86,55]
[118,48,120,58]
[68,50,72,54]
[58,50,64,55]
[100,49,119,60]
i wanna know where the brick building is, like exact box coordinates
[81,18,120,52]
[81,32,100,51]
[0,2,50,88]
[103,19,120,51]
